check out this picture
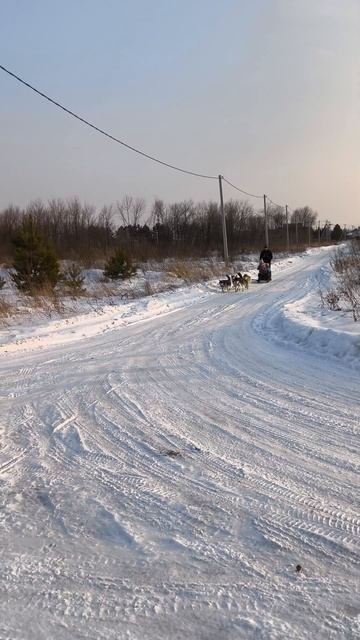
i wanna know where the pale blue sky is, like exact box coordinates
[1,0,359,225]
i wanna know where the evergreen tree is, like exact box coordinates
[11,216,60,293]
[62,263,86,297]
[104,248,136,280]
[331,224,343,242]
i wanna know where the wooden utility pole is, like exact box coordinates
[218,175,229,265]
[285,204,289,252]
[264,194,269,246]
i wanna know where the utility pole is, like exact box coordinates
[264,194,269,246]
[285,204,289,252]
[327,221,331,242]
[218,175,229,265]
[295,213,298,248]
[318,220,321,245]
[323,220,331,242]
[308,221,311,247]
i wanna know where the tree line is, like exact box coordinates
[0,195,333,265]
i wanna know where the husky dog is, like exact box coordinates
[219,272,251,292]
[233,272,251,291]
[219,274,233,292]
[241,273,251,289]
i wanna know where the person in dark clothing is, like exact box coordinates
[260,246,273,265]
[259,246,273,281]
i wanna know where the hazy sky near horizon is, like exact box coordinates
[1,0,359,226]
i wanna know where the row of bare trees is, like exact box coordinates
[0,196,324,265]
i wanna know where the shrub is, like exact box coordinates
[144,280,154,296]
[61,263,86,297]
[11,216,60,294]
[166,260,230,284]
[330,240,360,322]
[0,297,12,319]
[319,289,341,311]
[27,287,63,316]
[104,248,136,280]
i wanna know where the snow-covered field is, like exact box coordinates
[0,247,359,639]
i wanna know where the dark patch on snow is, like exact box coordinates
[161,449,182,458]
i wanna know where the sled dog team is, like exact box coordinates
[219,246,273,291]
[219,272,251,292]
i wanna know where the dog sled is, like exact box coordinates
[257,260,271,282]
[219,272,251,292]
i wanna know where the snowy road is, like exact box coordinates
[1,250,359,639]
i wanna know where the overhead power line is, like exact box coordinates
[1,63,296,217]
[221,176,263,200]
[267,196,284,209]
[222,178,287,213]
[0,63,217,180]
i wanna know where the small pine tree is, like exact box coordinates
[104,248,136,280]
[62,263,86,297]
[11,216,60,293]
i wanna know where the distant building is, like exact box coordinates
[346,228,360,239]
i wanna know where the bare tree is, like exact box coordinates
[98,205,115,252]
[269,205,286,229]
[149,199,166,227]
[116,195,146,226]
[291,206,317,227]
[237,201,255,227]
[0,204,22,258]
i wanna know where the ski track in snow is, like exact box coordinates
[0,250,359,639]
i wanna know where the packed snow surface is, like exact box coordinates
[0,247,359,639]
